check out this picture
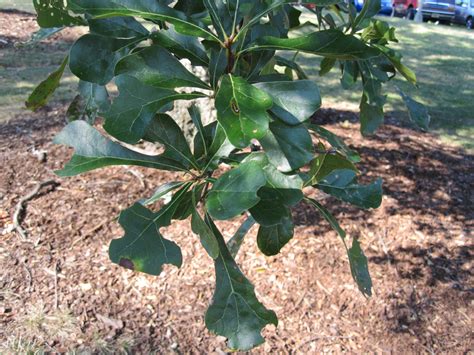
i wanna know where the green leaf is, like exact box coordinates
[191,211,220,259]
[308,152,358,185]
[203,123,236,171]
[305,197,372,297]
[352,0,381,31]
[189,105,210,160]
[104,75,206,144]
[251,30,380,60]
[307,124,360,163]
[254,80,321,125]
[243,152,304,205]
[66,80,110,123]
[274,55,308,80]
[68,0,219,41]
[150,27,209,67]
[259,120,314,173]
[348,238,373,297]
[88,16,149,38]
[305,197,346,239]
[257,215,294,256]
[26,56,68,111]
[143,181,186,205]
[316,169,383,209]
[205,216,278,351]
[109,185,192,275]
[215,75,273,148]
[319,57,336,76]
[191,188,219,259]
[143,114,199,170]
[69,34,142,85]
[34,0,85,28]
[54,121,189,176]
[398,90,430,130]
[206,160,266,220]
[374,45,416,85]
[115,45,210,89]
[227,216,256,258]
[360,93,384,136]
[209,48,227,89]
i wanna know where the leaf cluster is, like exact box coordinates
[29,0,428,350]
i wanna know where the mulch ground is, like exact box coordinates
[0,11,473,354]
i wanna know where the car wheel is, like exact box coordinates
[467,17,474,29]
[407,7,416,20]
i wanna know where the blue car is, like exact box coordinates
[353,0,394,15]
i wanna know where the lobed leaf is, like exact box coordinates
[54,120,189,176]
[104,75,206,144]
[109,185,193,275]
[205,216,278,351]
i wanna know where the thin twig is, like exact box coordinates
[13,180,59,240]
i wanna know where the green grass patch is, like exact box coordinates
[294,16,474,151]
[0,0,33,12]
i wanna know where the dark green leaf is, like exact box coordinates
[54,121,188,176]
[69,34,142,85]
[215,75,273,148]
[341,61,358,89]
[209,48,227,89]
[109,185,192,275]
[206,160,266,220]
[305,197,346,239]
[360,93,384,136]
[317,169,383,209]
[251,30,380,60]
[115,45,210,89]
[257,215,294,256]
[150,27,209,66]
[143,114,199,171]
[348,238,373,297]
[319,57,336,76]
[259,120,314,172]
[374,45,416,85]
[88,16,149,38]
[274,56,308,80]
[398,90,430,130]
[227,216,256,258]
[308,152,358,185]
[26,56,68,111]
[254,80,321,125]
[104,75,206,144]
[307,124,360,163]
[205,216,278,351]
[191,188,219,259]
[68,0,219,41]
[66,80,110,123]
[189,105,210,160]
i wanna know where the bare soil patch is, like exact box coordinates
[0,11,473,354]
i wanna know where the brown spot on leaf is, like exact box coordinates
[119,258,135,271]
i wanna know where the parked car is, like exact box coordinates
[393,0,419,19]
[353,0,394,14]
[453,0,474,28]
[422,0,456,22]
